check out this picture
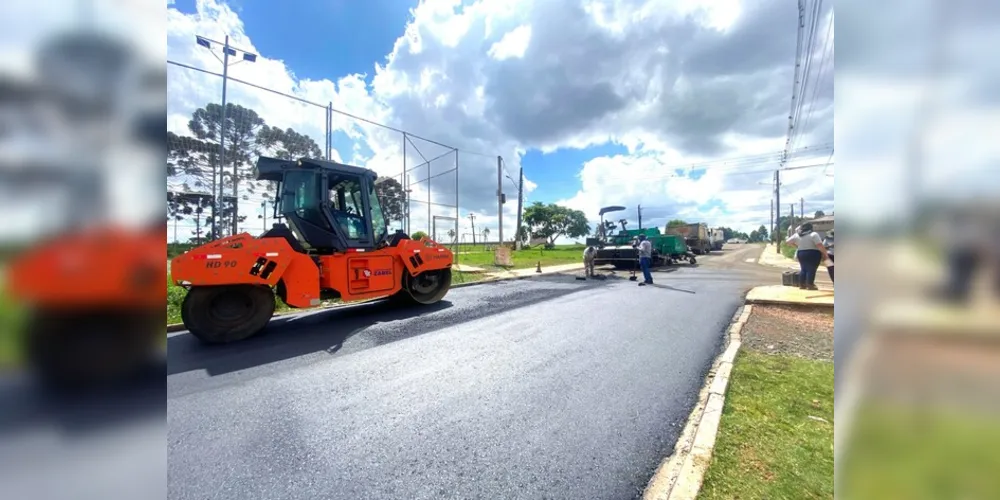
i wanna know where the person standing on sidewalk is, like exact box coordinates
[823,230,835,283]
[786,223,829,290]
[636,233,654,286]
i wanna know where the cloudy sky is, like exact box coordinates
[165,0,835,243]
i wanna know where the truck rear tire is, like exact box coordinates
[181,285,275,344]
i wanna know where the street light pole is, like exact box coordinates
[195,34,257,239]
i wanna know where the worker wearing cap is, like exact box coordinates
[637,233,653,286]
[583,245,597,278]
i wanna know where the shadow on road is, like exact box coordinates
[0,364,164,437]
[168,272,620,378]
[167,299,455,377]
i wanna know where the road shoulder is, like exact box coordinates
[642,304,751,500]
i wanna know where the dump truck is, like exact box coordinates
[169,156,454,344]
[586,206,696,269]
[709,227,726,251]
[666,222,712,254]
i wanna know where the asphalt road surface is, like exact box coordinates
[166,245,773,500]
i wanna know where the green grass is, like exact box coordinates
[839,403,1000,499]
[455,246,583,271]
[0,289,26,369]
[779,242,797,260]
[700,350,834,500]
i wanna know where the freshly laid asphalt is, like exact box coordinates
[166,248,764,500]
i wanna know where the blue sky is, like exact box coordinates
[172,0,417,84]
[166,0,836,242]
[169,0,674,214]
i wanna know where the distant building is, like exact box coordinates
[811,214,835,234]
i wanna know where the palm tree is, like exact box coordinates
[447,228,456,243]
[482,227,490,246]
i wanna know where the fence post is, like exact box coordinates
[402,132,408,234]
[427,154,432,235]
[326,102,333,160]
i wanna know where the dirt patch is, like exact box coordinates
[741,304,834,360]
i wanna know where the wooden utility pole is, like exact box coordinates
[775,169,781,252]
[800,197,805,222]
[468,213,477,246]
[790,204,795,238]
[497,156,503,246]
[770,198,774,243]
[638,205,643,229]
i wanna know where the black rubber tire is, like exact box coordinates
[25,309,160,390]
[398,268,452,305]
[689,256,697,264]
[181,285,275,344]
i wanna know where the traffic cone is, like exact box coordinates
[535,261,542,273]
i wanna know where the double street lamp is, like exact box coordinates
[195,34,258,238]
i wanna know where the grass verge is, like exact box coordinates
[454,246,582,271]
[699,350,834,500]
[779,242,797,260]
[839,403,1000,498]
[0,289,26,369]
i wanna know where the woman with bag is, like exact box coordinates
[785,223,830,290]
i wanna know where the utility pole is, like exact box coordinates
[468,213,477,246]
[790,204,795,238]
[260,201,267,232]
[195,34,258,238]
[515,167,524,250]
[775,169,781,252]
[801,198,805,222]
[638,205,643,229]
[770,198,774,243]
[497,156,504,246]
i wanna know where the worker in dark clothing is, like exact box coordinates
[636,233,653,286]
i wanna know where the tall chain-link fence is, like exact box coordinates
[166,54,462,249]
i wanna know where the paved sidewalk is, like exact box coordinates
[745,285,834,308]
[758,243,799,269]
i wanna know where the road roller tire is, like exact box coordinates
[394,268,452,305]
[181,285,275,344]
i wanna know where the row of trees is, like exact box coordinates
[167,102,408,241]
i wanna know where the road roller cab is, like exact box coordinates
[170,156,454,344]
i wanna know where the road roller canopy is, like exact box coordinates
[254,156,389,253]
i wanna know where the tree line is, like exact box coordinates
[167,102,406,242]
[167,102,794,249]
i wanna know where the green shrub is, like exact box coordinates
[411,231,428,241]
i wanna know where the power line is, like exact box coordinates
[790,0,824,148]
[796,10,834,150]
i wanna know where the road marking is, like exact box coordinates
[744,258,755,263]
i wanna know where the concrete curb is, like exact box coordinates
[642,304,753,500]
[165,264,585,333]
